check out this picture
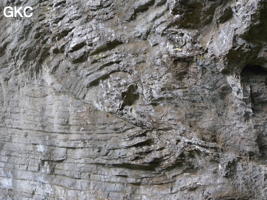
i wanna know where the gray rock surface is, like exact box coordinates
[0,0,267,199]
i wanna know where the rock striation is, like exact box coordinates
[0,0,267,199]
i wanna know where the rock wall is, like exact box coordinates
[0,0,267,199]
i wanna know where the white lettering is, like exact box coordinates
[14,6,23,17]
[3,6,13,18]
[3,6,33,18]
[24,6,33,18]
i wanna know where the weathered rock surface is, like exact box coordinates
[0,0,267,199]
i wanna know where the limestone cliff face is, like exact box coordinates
[0,0,266,199]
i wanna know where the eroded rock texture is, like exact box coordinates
[0,0,267,199]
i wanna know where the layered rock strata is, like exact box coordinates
[0,0,267,199]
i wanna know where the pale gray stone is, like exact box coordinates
[0,0,267,199]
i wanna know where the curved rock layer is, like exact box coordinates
[0,0,266,199]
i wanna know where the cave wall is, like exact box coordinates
[0,0,267,199]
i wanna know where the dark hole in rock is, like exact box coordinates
[121,85,139,109]
[241,64,267,158]
[241,65,267,109]
[241,64,267,76]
